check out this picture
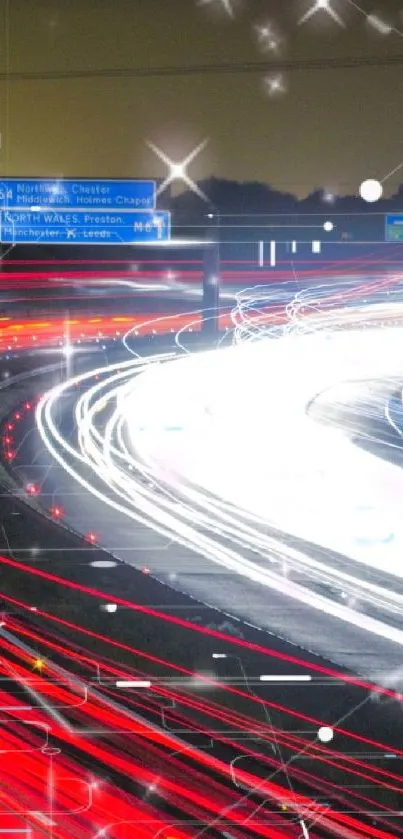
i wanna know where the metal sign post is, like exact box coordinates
[202,212,220,336]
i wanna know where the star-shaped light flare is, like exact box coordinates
[263,73,287,97]
[254,21,282,53]
[299,0,345,27]
[197,0,235,18]
[147,139,209,202]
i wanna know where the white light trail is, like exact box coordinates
[345,0,403,38]
[259,675,312,682]
[35,286,403,662]
[366,14,392,35]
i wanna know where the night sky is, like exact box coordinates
[1,0,403,197]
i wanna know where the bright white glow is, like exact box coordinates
[104,604,117,613]
[298,0,344,27]
[62,344,74,358]
[212,653,227,659]
[90,560,117,568]
[367,14,392,35]
[318,726,334,743]
[115,680,151,688]
[259,675,312,682]
[147,139,209,201]
[254,21,282,53]
[263,74,286,97]
[35,297,403,662]
[198,0,234,17]
[359,179,383,203]
[323,221,333,231]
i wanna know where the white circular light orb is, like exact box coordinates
[318,726,334,743]
[323,221,334,232]
[103,603,117,613]
[359,179,383,203]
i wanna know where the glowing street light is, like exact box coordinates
[298,0,345,27]
[62,344,74,358]
[359,178,383,203]
[146,139,209,201]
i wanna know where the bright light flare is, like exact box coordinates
[318,726,334,742]
[26,483,39,496]
[254,21,283,53]
[366,13,392,35]
[50,505,64,519]
[263,73,287,97]
[146,139,209,201]
[359,178,383,203]
[298,0,345,27]
[62,343,74,358]
[36,296,403,658]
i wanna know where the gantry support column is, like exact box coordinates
[202,211,220,337]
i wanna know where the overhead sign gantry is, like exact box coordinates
[385,214,403,242]
[0,178,170,244]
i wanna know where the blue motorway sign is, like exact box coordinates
[0,178,155,211]
[385,214,403,242]
[0,209,170,245]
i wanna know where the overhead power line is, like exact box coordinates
[1,54,403,82]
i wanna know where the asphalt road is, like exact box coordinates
[1,341,403,831]
[4,341,403,679]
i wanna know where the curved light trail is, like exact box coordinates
[34,279,403,656]
[2,273,403,836]
[0,578,401,839]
